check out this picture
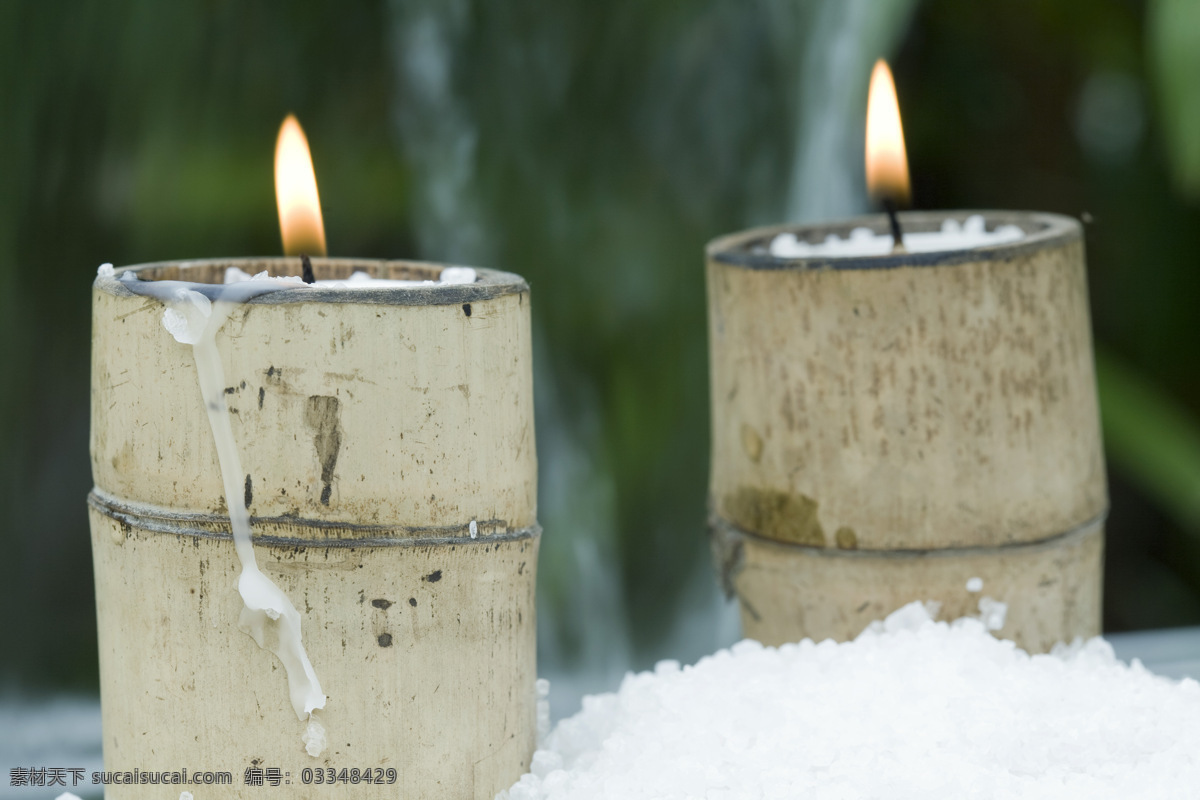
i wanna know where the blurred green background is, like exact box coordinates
[2,0,1200,704]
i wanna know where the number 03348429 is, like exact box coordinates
[300,767,398,785]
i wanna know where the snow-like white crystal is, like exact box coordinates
[499,602,1200,799]
[769,214,1025,258]
[224,266,303,284]
[966,576,984,592]
[97,262,114,277]
[221,264,477,288]
[439,266,477,284]
[978,596,1008,631]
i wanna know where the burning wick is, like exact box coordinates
[301,253,315,284]
[865,59,910,253]
[881,198,905,253]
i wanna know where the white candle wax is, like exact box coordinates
[223,265,477,288]
[142,276,329,754]
[769,214,1024,258]
[97,259,483,757]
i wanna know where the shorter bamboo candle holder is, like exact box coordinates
[90,258,538,800]
[706,212,1106,652]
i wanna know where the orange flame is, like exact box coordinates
[865,60,911,205]
[274,114,327,256]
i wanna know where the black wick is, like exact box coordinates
[881,198,905,252]
[301,253,315,284]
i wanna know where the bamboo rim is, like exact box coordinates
[707,210,1082,272]
[94,257,528,307]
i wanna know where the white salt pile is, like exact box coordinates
[501,602,1200,800]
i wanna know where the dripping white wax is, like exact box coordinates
[127,274,328,733]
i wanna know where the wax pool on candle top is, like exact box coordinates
[769,214,1024,258]
[223,265,477,288]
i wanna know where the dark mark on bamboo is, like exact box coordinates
[724,486,826,547]
[258,387,264,409]
[244,475,253,508]
[424,570,442,583]
[462,303,472,317]
[304,395,342,506]
[377,633,393,648]
[835,527,858,550]
[371,599,392,610]
[710,517,746,599]
[408,597,417,607]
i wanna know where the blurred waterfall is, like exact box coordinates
[388,0,915,719]
[785,0,919,222]
[389,0,492,264]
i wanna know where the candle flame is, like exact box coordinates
[865,60,911,205]
[274,114,327,257]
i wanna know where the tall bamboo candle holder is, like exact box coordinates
[89,258,538,799]
[706,211,1106,653]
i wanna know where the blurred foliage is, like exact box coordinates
[1148,0,1200,197]
[785,0,919,221]
[1098,352,1200,535]
[2,0,1200,696]
[1096,350,1200,628]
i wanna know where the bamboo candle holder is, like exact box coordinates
[89,258,538,799]
[706,212,1106,653]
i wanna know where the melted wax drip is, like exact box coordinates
[106,262,482,756]
[134,275,328,754]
